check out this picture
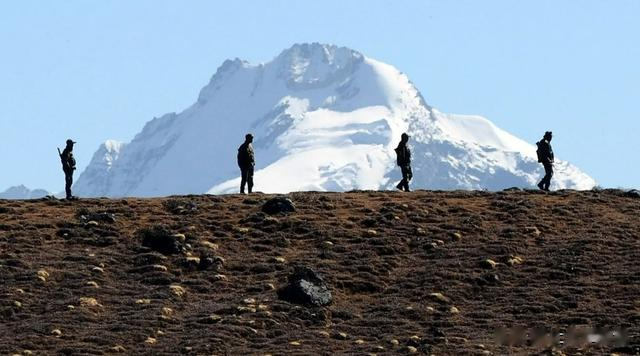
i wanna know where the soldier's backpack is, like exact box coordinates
[535,141,543,163]
[394,146,404,166]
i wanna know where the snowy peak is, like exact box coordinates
[275,43,365,89]
[75,43,596,197]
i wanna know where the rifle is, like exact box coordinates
[57,147,62,157]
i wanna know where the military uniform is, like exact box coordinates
[60,142,77,199]
[537,137,554,191]
[395,138,412,192]
[237,141,255,194]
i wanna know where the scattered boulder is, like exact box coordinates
[138,225,184,255]
[277,266,332,307]
[262,197,295,215]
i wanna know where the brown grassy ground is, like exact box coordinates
[0,190,639,355]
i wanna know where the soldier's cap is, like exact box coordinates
[544,131,553,137]
[245,133,253,139]
[401,133,410,138]
[66,139,76,145]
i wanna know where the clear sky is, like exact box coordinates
[1,0,638,192]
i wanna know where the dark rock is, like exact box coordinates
[624,189,640,198]
[262,197,295,215]
[198,255,224,271]
[138,225,184,255]
[277,267,332,307]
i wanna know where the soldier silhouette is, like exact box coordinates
[59,139,77,200]
[237,133,255,194]
[394,133,412,192]
[536,131,554,191]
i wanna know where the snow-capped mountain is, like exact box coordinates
[0,185,49,200]
[74,43,595,197]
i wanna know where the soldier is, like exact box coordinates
[237,133,255,194]
[394,133,412,192]
[536,131,554,191]
[59,139,77,200]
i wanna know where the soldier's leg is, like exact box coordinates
[544,164,554,190]
[65,172,73,198]
[247,166,254,194]
[400,166,410,191]
[240,168,247,194]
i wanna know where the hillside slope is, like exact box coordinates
[1,190,638,355]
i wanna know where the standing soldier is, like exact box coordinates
[394,133,412,192]
[59,139,77,200]
[237,133,255,194]
[536,131,554,191]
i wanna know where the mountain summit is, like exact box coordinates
[74,43,595,197]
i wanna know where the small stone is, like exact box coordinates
[87,220,99,227]
[37,269,49,281]
[243,298,256,304]
[272,257,286,263]
[407,346,418,353]
[22,351,33,355]
[480,259,497,269]
[318,331,330,337]
[390,339,399,345]
[257,304,268,310]
[79,297,101,307]
[266,283,275,290]
[15,288,25,294]
[213,274,228,281]
[507,256,524,266]
[375,345,385,350]
[206,314,222,323]
[237,227,250,233]
[156,330,165,336]
[51,329,62,337]
[435,239,445,245]
[365,229,378,237]
[67,305,75,310]
[355,339,365,344]
[323,240,333,246]
[111,345,126,353]
[289,341,301,346]
[429,292,450,304]
[91,266,104,273]
[262,197,296,215]
[416,227,426,236]
[136,299,151,304]
[13,301,22,308]
[450,306,460,314]
[152,264,168,272]
[236,306,256,313]
[161,307,173,317]
[336,332,348,340]
[451,232,463,241]
[201,241,219,250]
[145,337,157,345]
[169,285,186,297]
[426,306,435,312]
[86,281,99,288]
[526,226,541,236]
[410,335,421,341]
[172,233,186,243]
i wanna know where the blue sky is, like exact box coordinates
[1,0,638,192]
